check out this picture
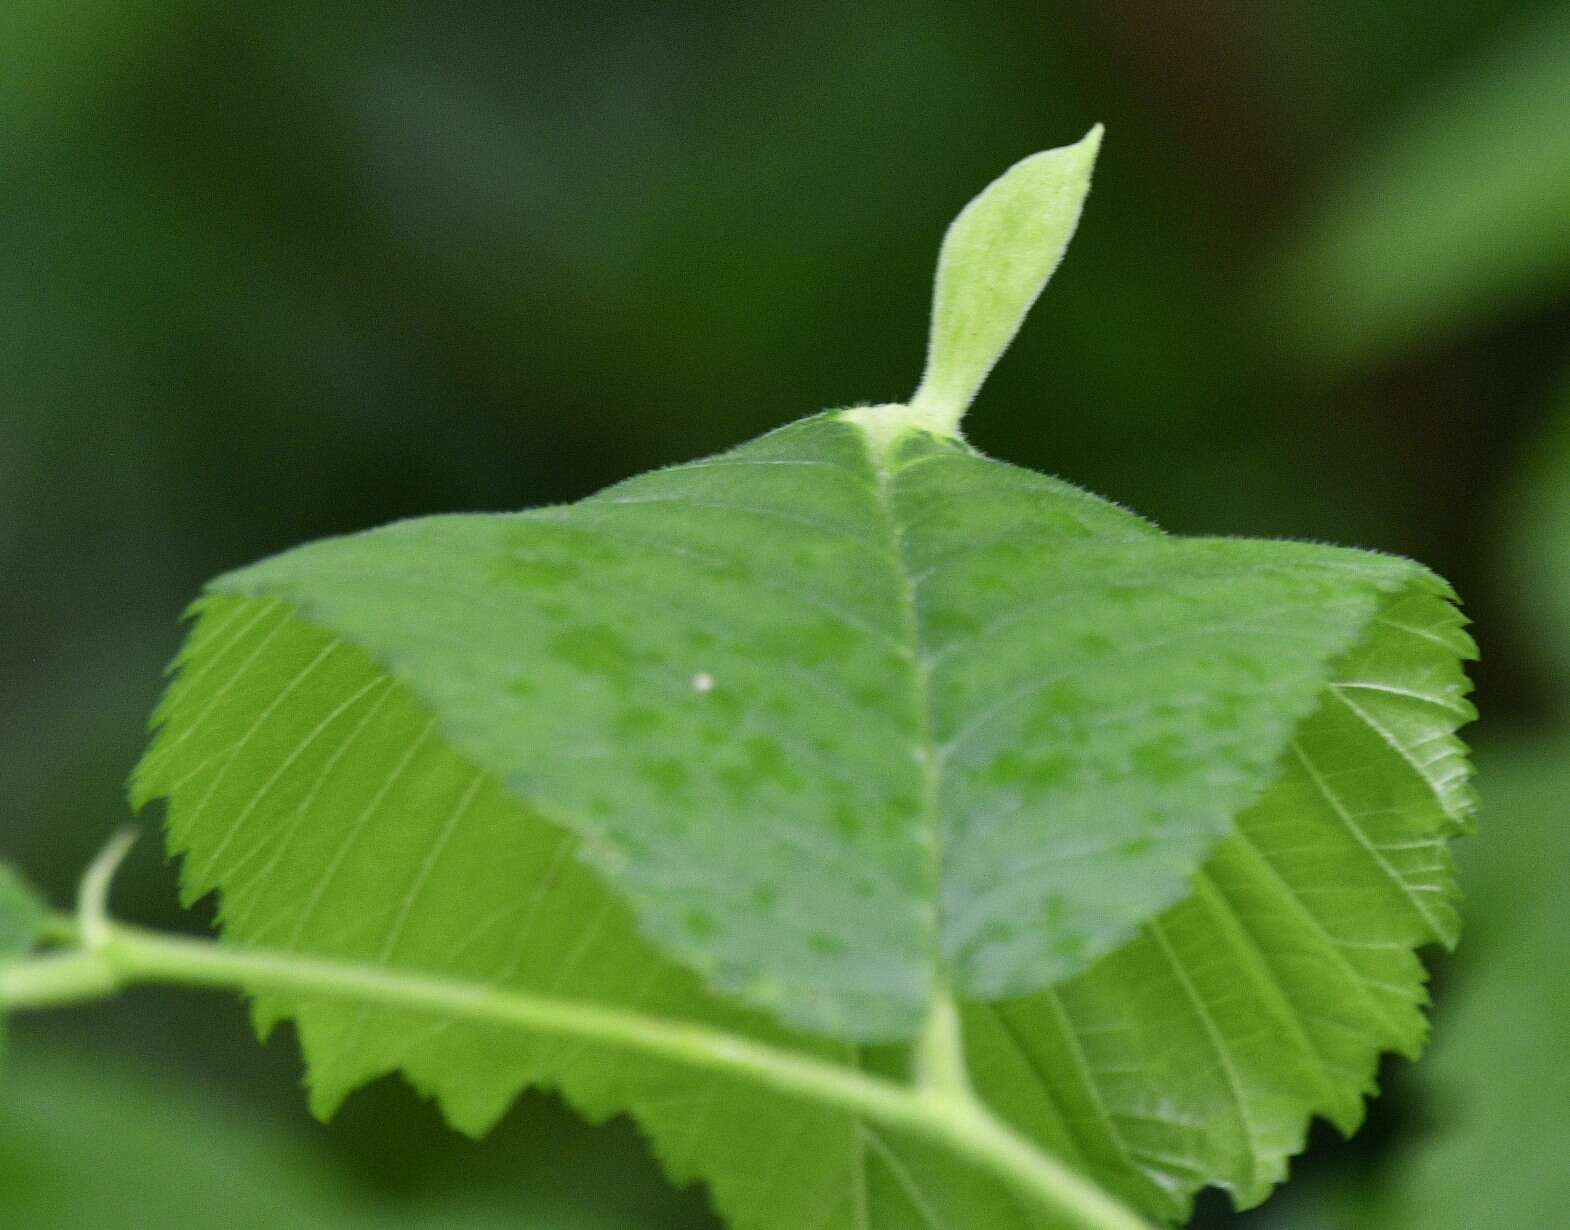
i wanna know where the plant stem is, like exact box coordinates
[2,918,1148,1230]
[916,987,975,1098]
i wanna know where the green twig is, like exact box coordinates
[0,837,1150,1230]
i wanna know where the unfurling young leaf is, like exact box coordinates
[127,129,1475,1228]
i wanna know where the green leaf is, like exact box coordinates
[969,577,1473,1217]
[1277,6,1570,364]
[137,595,1062,1228]
[131,137,1476,1225]
[0,864,47,1067]
[134,567,1471,1227]
[0,866,44,961]
[1365,386,1570,1229]
[158,418,1447,1042]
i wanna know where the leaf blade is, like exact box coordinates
[965,579,1473,1218]
[136,558,1472,1225]
[191,415,1442,1040]
[135,596,1058,1230]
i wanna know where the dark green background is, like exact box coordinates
[4,2,1568,1225]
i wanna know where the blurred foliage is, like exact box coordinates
[0,867,44,959]
[1277,5,1570,366]
[0,1042,707,1228]
[1503,365,1570,696]
[1353,373,1570,1229]
[2,1,1567,1225]
[0,866,45,1070]
[1224,387,1570,1230]
[1362,734,1570,1228]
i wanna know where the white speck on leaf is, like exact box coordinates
[691,672,715,694]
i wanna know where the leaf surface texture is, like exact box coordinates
[163,416,1448,1038]
[135,413,1475,1225]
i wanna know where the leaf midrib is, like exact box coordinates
[857,430,948,1009]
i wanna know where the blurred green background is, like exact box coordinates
[3,2,1568,1226]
